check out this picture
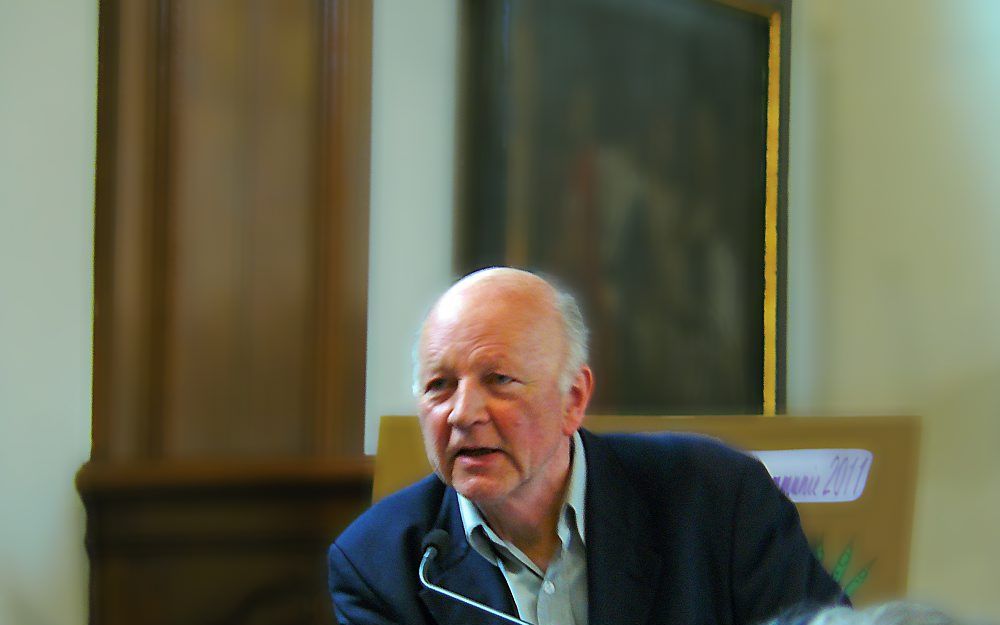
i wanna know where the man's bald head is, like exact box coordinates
[429,267,557,328]
[415,268,589,394]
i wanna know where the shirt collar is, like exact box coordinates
[458,430,588,564]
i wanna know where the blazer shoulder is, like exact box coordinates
[593,429,758,478]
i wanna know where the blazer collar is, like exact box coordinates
[581,428,663,625]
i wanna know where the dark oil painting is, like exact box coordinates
[457,0,785,414]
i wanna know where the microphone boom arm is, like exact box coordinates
[418,547,532,625]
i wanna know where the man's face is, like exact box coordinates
[416,282,580,506]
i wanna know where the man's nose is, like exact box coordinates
[447,380,488,428]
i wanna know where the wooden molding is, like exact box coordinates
[77,458,373,496]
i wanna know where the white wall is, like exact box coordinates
[0,1,96,624]
[788,0,1000,618]
[364,0,458,453]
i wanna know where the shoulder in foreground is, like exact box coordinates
[332,473,445,552]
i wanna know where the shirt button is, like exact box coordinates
[542,580,556,595]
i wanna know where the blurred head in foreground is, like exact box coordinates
[766,601,959,625]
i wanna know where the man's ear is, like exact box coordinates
[561,365,594,435]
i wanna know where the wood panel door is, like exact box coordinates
[81,1,374,623]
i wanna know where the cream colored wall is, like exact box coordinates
[0,1,96,624]
[364,0,458,454]
[788,0,1000,618]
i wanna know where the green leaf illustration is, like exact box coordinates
[843,560,874,598]
[831,542,853,583]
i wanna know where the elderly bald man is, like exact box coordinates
[328,268,845,625]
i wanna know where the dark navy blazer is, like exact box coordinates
[328,429,845,625]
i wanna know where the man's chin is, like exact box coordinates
[451,475,510,503]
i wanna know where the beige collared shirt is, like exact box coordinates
[458,431,588,625]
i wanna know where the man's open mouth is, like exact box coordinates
[456,447,500,458]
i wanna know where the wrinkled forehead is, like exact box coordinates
[418,280,564,369]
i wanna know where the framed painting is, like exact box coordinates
[456,0,790,415]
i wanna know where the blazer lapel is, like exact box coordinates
[582,429,663,625]
[418,488,519,625]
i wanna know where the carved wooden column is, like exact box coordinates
[80,1,374,623]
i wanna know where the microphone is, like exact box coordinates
[418,530,532,625]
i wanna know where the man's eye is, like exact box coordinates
[424,378,448,394]
[488,373,514,385]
